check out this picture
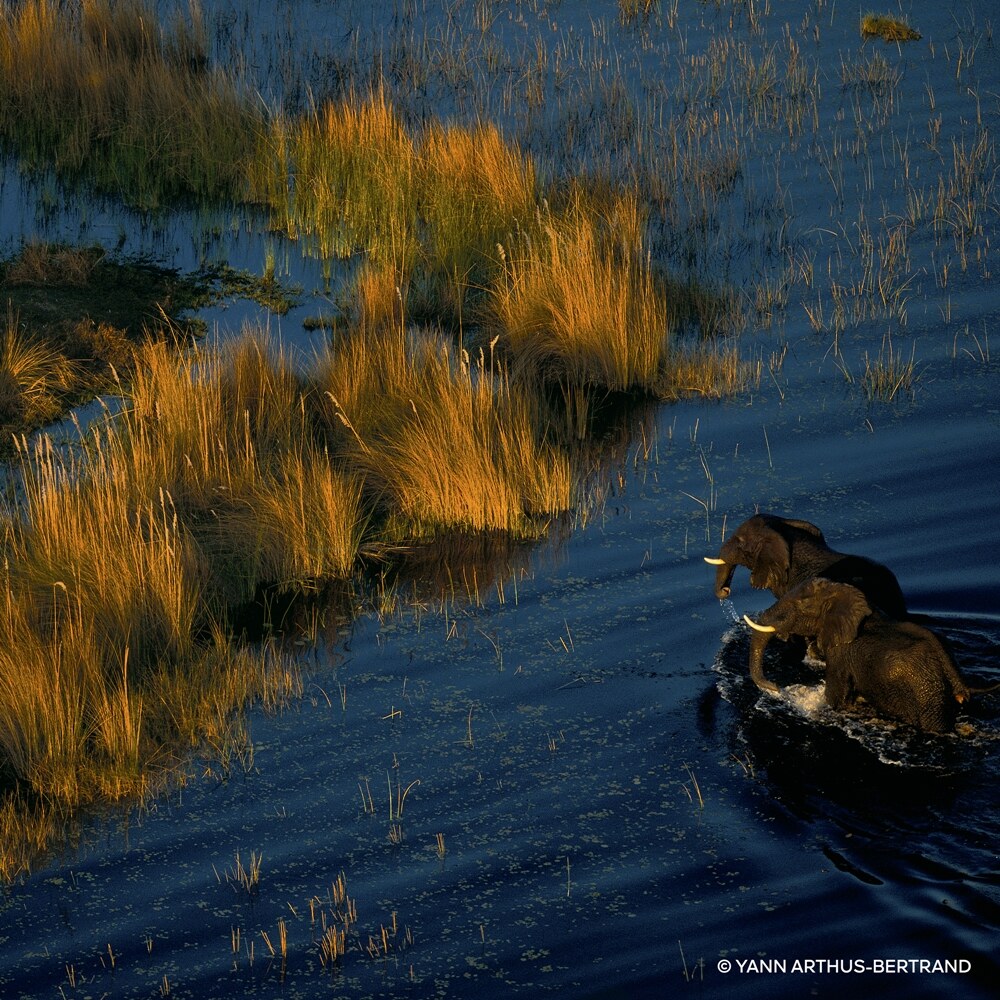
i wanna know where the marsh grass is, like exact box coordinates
[416,120,538,324]
[120,335,366,603]
[0,333,349,824]
[861,334,919,402]
[253,89,417,262]
[3,3,743,399]
[860,14,922,42]
[310,327,572,538]
[0,0,261,209]
[618,0,658,26]
[488,194,672,392]
[0,307,79,428]
[3,242,103,287]
[0,317,573,850]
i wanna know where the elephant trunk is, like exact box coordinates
[744,615,781,695]
[704,556,735,599]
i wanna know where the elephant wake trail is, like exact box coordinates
[763,680,978,769]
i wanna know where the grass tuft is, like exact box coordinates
[488,193,672,392]
[860,14,922,42]
[310,327,571,538]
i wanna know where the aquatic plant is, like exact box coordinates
[310,327,572,538]
[0,0,261,209]
[861,334,920,402]
[0,307,79,428]
[860,14,922,42]
[486,191,708,394]
[251,88,417,263]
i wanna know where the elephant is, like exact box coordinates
[704,514,908,619]
[742,578,977,733]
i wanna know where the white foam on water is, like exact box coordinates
[779,682,828,717]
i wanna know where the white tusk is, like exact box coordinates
[703,557,726,565]
[743,615,776,633]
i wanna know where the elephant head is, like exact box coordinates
[704,514,826,600]
[742,579,872,694]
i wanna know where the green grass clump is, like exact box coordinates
[415,120,539,324]
[251,89,418,264]
[860,14,922,42]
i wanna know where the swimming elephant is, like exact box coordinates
[704,514,907,619]
[742,578,981,733]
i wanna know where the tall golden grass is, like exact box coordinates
[0,332,349,812]
[0,0,260,208]
[0,0,753,867]
[488,193,672,391]
[310,327,572,538]
[251,89,417,263]
[0,307,79,427]
[416,121,538,322]
[0,320,572,831]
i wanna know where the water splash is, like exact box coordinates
[719,598,742,625]
[711,625,991,770]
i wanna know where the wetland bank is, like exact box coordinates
[1,1,999,997]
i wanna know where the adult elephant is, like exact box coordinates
[742,578,979,733]
[704,514,907,619]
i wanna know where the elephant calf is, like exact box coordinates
[704,514,908,619]
[742,578,973,733]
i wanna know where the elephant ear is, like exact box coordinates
[818,583,872,651]
[781,517,826,542]
[749,530,790,592]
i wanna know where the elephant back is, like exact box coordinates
[817,554,907,619]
